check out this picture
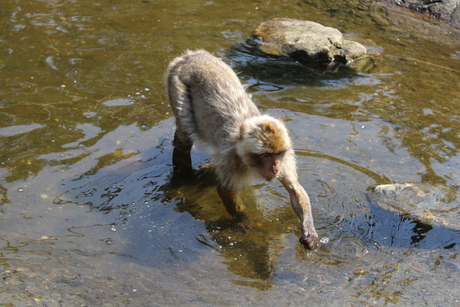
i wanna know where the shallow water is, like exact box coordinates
[0,0,459,305]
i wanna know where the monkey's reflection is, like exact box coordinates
[170,164,280,288]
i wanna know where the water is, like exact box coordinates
[0,0,459,305]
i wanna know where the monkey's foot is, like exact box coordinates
[240,221,254,233]
[299,232,319,250]
[233,217,253,233]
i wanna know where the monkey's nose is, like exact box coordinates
[271,166,280,175]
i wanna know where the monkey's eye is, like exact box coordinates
[275,151,286,157]
[258,152,272,158]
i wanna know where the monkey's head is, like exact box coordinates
[237,115,292,181]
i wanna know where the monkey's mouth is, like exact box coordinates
[262,173,279,181]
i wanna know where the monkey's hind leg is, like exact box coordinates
[172,129,193,174]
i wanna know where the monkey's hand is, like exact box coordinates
[299,230,319,250]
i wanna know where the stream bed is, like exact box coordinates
[0,0,459,305]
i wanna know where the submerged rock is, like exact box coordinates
[253,18,374,73]
[367,183,460,231]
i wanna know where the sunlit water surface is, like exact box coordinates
[0,0,459,305]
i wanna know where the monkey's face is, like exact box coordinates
[249,151,286,181]
[237,115,292,181]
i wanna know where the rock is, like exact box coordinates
[253,18,374,73]
[394,0,460,29]
[367,183,460,231]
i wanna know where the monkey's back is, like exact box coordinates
[167,50,260,154]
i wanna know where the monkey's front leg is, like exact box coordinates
[217,185,248,223]
[280,177,318,249]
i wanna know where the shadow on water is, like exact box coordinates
[367,202,459,251]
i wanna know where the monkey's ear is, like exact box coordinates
[274,116,286,124]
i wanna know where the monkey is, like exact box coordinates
[166,50,318,249]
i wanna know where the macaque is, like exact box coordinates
[166,50,318,249]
